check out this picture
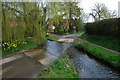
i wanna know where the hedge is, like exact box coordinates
[85,18,120,37]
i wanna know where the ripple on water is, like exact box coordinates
[66,47,120,78]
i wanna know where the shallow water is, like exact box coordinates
[66,47,120,78]
[2,40,70,78]
[44,40,120,78]
[2,40,120,78]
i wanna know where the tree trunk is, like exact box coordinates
[68,2,73,33]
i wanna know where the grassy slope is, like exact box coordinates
[38,56,79,78]
[2,38,38,57]
[74,41,120,68]
[47,36,59,41]
[80,33,120,52]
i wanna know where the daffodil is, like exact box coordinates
[13,44,17,47]
[22,42,26,44]
[4,43,7,44]
[24,42,26,44]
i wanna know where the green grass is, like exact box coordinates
[54,31,66,35]
[68,31,84,34]
[54,31,84,35]
[46,36,59,41]
[2,37,38,57]
[38,56,79,78]
[74,41,120,68]
[80,33,120,52]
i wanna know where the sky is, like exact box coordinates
[79,0,120,22]
[3,0,119,22]
[80,0,119,13]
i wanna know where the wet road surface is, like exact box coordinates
[2,33,120,78]
[2,41,70,78]
[2,54,45,78]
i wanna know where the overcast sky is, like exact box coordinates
[79,0,119,13]
[78,0,120,22]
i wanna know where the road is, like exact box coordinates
[2,40,70,78]
[1,33,120,78]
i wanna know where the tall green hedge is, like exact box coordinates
[85,18,120,37]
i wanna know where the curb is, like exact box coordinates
[0,53,23,66]
[78,38,120,55]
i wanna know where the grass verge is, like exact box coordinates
[80,33,120,52]
[68,31,84,34]
[2,37,38,57]
[46,36,59,41]
[74,40,120,68]
[38,56,79,78]
[54,31,84,35]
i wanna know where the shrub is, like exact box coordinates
[85,18,120,37]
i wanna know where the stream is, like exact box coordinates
[66,47,120,78]
[45,40,120,78]
[2,40,120,78]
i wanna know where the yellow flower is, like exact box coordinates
[22,42,26,44]
[4,43,7,44]
[24,42,26,44]
[13,44,17,47]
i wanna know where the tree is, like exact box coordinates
[102,10,117,19]
[2,2,46,44]
[62,1,82,32]
[81,10,90,23]
[47,2,63,33]
[90,3,117,21]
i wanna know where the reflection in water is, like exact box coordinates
[67,47,120,78]
[2,40,71,78]
[2,40,120,78]
[23,40,120,78]
[45,40,70,57]
[39,40,70,66]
